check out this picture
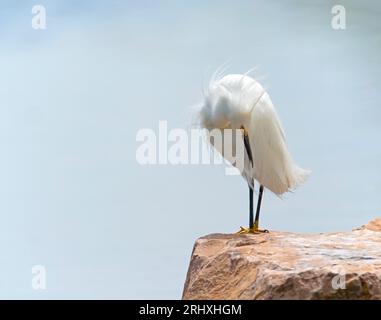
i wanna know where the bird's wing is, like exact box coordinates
[248,93,296,194]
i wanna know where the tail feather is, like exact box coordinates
[289,166,311,190]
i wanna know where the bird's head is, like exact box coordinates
[198,80,251,133]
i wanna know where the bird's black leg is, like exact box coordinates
[249,185,254,229]
[237,126,269,234]
[253,185,268,232]
[238,182,267,234]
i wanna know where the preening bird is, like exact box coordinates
[197,70,310,233]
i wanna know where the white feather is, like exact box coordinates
[198,73,310,195]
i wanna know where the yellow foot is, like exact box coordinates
[236,226,269,234]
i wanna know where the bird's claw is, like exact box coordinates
[236,226,269,234]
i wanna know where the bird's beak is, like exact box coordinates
[241,126,248,136]
[241,126,253,168]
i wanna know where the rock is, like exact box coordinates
[182,218,381,300]
[358,218,381,232]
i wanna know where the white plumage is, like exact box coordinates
[198,72,310,196]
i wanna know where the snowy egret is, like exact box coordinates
[197,71,310,233]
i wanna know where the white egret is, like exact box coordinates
[197,70,310,233]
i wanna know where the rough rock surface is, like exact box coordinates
[182,218,381,300]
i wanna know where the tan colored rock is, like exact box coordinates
[358,218,381,232]
[182,218,381,300]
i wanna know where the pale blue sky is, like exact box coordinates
[0,0,380,299]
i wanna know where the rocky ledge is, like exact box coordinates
[182,218,381,300]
